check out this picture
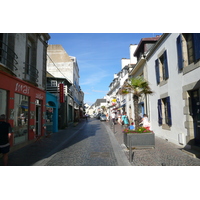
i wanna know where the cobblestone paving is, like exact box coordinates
[105,122,200,166]
[45,120,118,166]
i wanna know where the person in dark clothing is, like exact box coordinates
[0,114,12,166]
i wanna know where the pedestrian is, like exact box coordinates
[0,114,12,166]
[118,114,122,125]
[140,114,151,130]
[106,113,109,121]
[122,112,129,128]
[85,114,88,121]
[111,112,116,125]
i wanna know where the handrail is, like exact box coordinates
[0,40,18,71]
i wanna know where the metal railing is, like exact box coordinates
[0,40,18,71]
[23,62,39,83]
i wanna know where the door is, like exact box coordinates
[190,89,200,145]
[36,104,41,136]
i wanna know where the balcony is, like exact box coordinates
[0,40,18,73]
[23,62,39,84]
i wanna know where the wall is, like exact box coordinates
[146,33,194,145]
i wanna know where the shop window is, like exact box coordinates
[0,89,8,118]
[13,93,29,145]
[158,96,172,128]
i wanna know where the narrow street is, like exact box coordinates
[4,118,130,166]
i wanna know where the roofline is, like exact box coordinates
[146,33,170,60]
[134,35,162,57]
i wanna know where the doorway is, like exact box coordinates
[190,89,200,145]
[35,100,41,136]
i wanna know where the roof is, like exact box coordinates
[134,35,162,57]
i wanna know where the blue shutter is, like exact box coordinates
[166,96,172,126]
[176,35,183,70]
[164,50,169,79]
[158,99,162,125]
[155,59,160,84]
[192,33,200,61]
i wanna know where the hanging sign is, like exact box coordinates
[59,83,64,103]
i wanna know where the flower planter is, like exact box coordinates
[123,132,155,149]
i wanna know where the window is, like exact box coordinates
[25,37,38,83]
[0,89,8,118]
[51,80,57,87]
[158,96,172,127]
[13,93,29,145]
[176,33,200,70]
[155,50,169,84]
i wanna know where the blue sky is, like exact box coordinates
[48,33,162,105]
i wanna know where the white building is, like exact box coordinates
[146,33,200,148]
[106,45,138,118]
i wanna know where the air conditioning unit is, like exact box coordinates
[178,133,185,145]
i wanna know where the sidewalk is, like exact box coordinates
[0,121,86,166]
[105,121,200,166]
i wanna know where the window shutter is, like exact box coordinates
[158,99,162,125]
[164,50,169,79]
[192,33,200,61]
[176,35,183,70]
[155,59,160,84]
[166,96,172,126]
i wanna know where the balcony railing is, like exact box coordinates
[0,40,18,71]
[23,62,39,83]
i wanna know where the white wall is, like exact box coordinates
[146,34,189,145]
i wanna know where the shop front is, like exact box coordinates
[46,92,58,134]
[0,71,46,147]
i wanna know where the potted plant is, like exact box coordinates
[123,127,155,148]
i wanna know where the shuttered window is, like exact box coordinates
[176,35,183,70]
[158,99,162,125]
[155,59,160,84]
[192,33,200,61]
[157,96,172,127]
[155,50,169,84]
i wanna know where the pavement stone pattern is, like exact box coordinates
[1,118,200,166]
[43,120,118,166]
[106,121,200,166]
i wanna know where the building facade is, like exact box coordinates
[0,33,50,148]
[47,45,83,125]
[146,33,200,148]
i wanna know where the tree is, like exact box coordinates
[119,76,153,129]
[101,106,106,113]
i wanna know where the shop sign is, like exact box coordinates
[59,83,64,103]
[15,83,30,95]
[36,93,44,100]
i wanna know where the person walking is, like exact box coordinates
[0,114,12,166]
[111,112,116,125]
[122,112,129,128]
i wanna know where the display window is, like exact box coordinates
[13,93,29,145]
[0,89,8,118]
